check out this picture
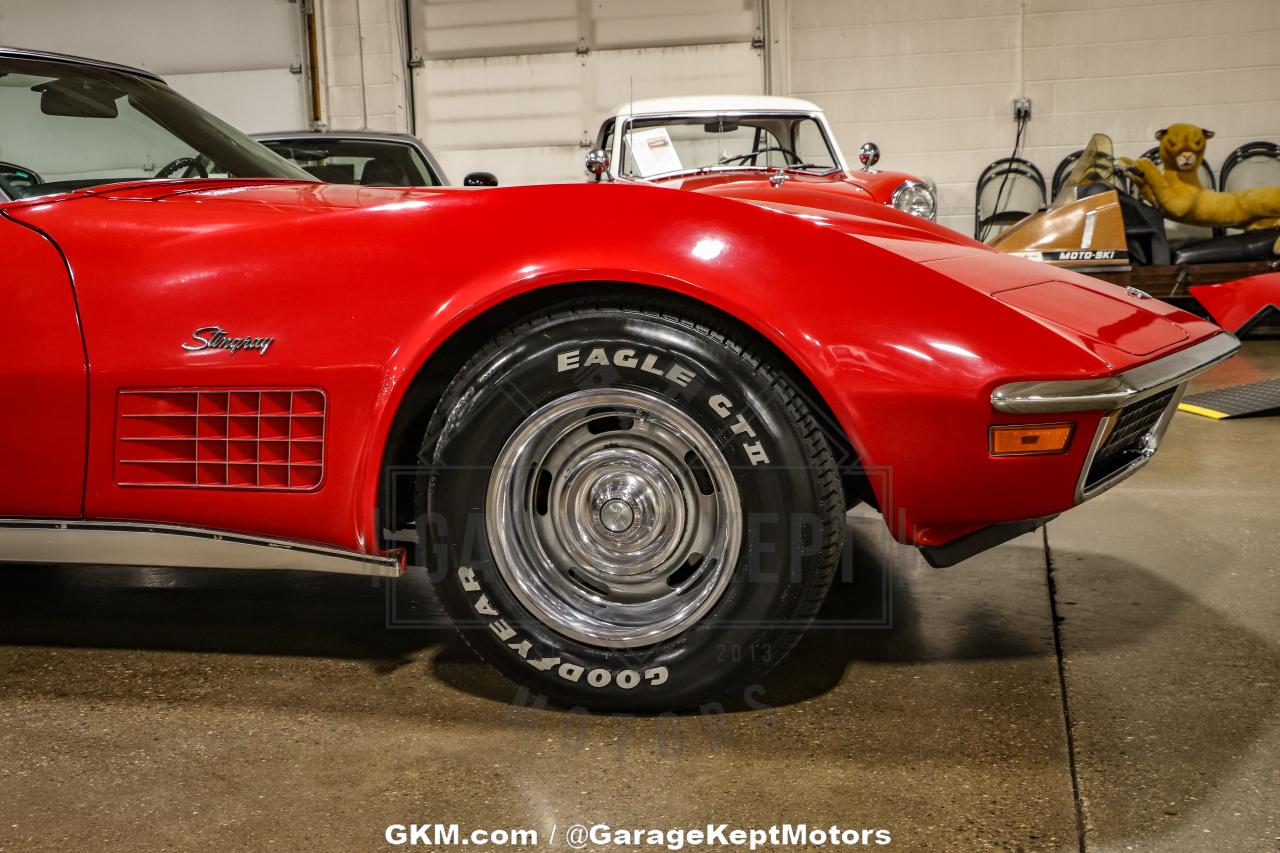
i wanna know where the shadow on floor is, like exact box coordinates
[2,516,1275,847]
[0,514,1185,709]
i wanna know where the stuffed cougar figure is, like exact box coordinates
[1124,124,1280,233]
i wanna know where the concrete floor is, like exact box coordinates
[1,342,1277,852]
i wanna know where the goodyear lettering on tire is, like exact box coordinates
[457,565,669,689]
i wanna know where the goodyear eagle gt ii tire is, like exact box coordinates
[422,299,844,709]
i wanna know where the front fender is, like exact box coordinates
[10,179,1201,554]
[359,184,1147,550]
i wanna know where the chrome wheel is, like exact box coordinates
[486,388,742,648]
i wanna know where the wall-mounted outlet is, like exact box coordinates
[1014,98,1032,120]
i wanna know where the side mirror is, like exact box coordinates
[585,149,610,181]
[463,171,498,187]
[858,142,880,171]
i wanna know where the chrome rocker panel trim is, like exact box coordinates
[0,519,402,577]
[990,332,1241,414]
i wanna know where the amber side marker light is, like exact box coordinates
[990,423,1075,456]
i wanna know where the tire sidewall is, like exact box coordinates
[425,308,831,708]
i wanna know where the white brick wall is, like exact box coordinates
[777,0,1280,235]
[319,0,410,131]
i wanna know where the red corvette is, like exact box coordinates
[0,48,1237,708]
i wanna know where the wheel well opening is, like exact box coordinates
[377,281,873,560]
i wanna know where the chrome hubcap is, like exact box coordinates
[486,388,741,648]
[598,498,635,534]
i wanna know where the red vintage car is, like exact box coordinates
[0,47,1237,709]
[587,95,939,220]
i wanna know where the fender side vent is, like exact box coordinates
[115,388,326,491]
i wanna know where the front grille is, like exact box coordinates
[115,388,326,490]
[1083,387,1178,490]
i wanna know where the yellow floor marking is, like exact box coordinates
[1177,403,1230,420]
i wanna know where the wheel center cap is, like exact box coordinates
[599,498,636,533]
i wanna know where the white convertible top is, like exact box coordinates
[609,95,824,118]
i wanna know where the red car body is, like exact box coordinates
[1,172,1232,564]
[643,167,923,213]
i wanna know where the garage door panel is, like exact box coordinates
[423,19,580,58]
[417,0,578,58]
[167,69,307,135]
[425,88,580,122]
[411,0,762,185]
[595,13,758,48]
[416,52,584,150]
[593,1,757,49]
[592,44,763,115]
[421,53,582,92]
[0,0,307,129]
[428,116,584,150]
[437,145,581,187]
[0,0,302,75]
[422,0,576,30]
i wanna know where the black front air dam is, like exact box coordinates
[918,515,1058,568]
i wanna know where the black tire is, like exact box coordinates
[420,297,844,710]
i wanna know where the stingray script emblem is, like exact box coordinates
[182,325,275,356]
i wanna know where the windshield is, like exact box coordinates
[617,113,840,179]
[0,55,312,201]
[259,137,443,186]
[1052,132,1125,207]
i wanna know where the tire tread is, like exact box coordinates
[420,293,845,707]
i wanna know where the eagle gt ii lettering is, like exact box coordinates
[556,346,772,465]
[182,325,275,356]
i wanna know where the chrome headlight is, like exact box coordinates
[891,179,937,221]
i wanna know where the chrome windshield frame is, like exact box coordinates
[0,45,163,83]
[611,109,847,181]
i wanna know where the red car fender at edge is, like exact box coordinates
[1189,273,1280,334]
[0,213,89,518]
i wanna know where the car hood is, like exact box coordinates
[638,172,975,248]
[642,176,1216,367]
[650,166,918,203]
[8,177,1218,369]
[915,242,1216,363]
[747,198,982,247]
[655,169,874,197]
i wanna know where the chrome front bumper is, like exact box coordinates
[990,332,1241,502]
[990,333,1241,415]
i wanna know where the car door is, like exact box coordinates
[0,213,88,517]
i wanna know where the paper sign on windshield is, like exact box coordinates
[628,127,683,177]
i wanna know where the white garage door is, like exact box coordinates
[409,0,764,185]
[0,0,308,133]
